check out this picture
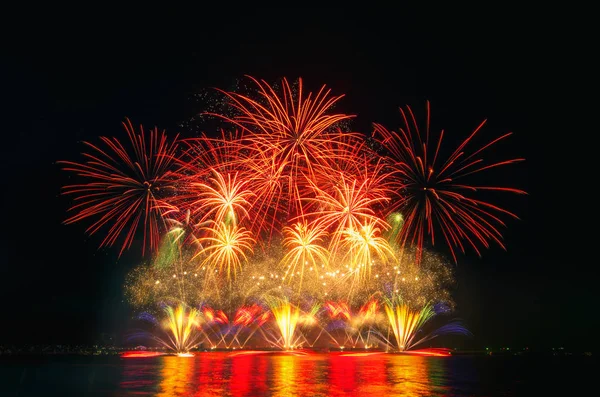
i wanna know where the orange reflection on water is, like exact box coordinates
[271,353,328,397]
[156,355,196,397]
[272,355,296,397]
[154,353,229,397]
[356,354,388,396]
[386,355,433,396]
[121,350,165,358]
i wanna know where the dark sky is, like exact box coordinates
[2,7,586,350]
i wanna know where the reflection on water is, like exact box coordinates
[272,355,329,397]
[156,356,196,396]
[272,355,296,397]
[387,355,435,395]
[358,355,388,395]
[329,354,357,394]
[120,352,450,396]
[1,354,594,396]
[230,353,267,397]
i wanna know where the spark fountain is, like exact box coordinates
[380,297,471,352]
[157,304,202,356]
[265,298,301,350]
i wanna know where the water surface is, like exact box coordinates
[0,352,594,396]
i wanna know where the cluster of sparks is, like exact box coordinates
[61,76,523,353]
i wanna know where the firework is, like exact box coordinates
[170,132,249,230]
[337,220,396,282]
[59,118,180,255]
[372,101,525,262]
[321,246,455,309]
[323,298,383,349]
[304,173,391,255]
[190,169,254,226]
[324,301,351,322]
[384,299,435,351]
[200,304,270,349]
[155,304,202,355]
[57,77,528,352]
[387,248,455,310]
[163,208,203,250]
[227,252,287,303]
[281,221,330,292]
[381,297,469,352]
[212,76,362,219]
[262,297,321,350]
[180,131,247,176]
[242,147,287,240]
[264,297,301,349]
[194,221,255,282]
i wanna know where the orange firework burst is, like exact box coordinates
[190,169,254,226]
[59,118,179,255]
[338,219,395,281]
[194,221,255,281]
[281,221,330,290]
[373,101,526,262]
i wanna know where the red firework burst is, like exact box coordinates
[372,101,526,262]
[59,118,180,255]
[209,75,361,219]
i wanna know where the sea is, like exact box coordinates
[0,352,594,396]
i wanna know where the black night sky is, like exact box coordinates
[2,7,587,351]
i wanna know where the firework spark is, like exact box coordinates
[124,246,206,310]
[266,297,301,350]
[304,173,391,255]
